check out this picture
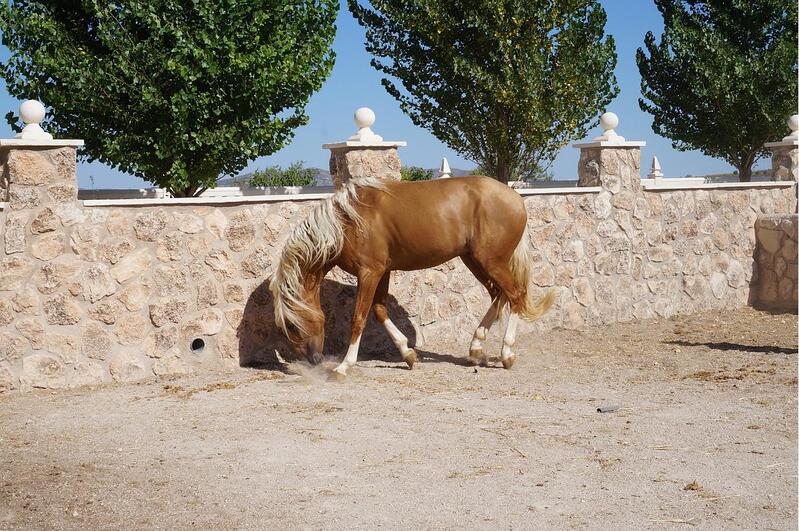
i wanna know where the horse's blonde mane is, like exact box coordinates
[270,177,387,337]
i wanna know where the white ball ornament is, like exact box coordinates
[20,99,46,125]
[600,112,619,132]
[593,111,624,142]
[349,106,382,142]
[354,107,376,129]
[787,114,799,140]
[16,99,53,140]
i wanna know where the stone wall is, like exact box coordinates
[328,147,402,186]
[0,145,797,392]
[770,144,799,182]
[751,214,798,310]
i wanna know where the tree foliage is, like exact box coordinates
[637,0,797,181]
[400,165,433,181]
[248,162,317,187]
[0,0,337,196]
[471,161,553,181]
[349,0,618,183]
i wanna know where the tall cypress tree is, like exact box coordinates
[637,0,797,181]
[349,0,618,183]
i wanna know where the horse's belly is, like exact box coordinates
[390,247,465,271]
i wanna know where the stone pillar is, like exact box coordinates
[1,141,83,255]
[573,112,645,193]
[1,100,84,392]
[2,104,84,254]
[764,114,799,182]
[323,107,406,188]
[753,214,798,310]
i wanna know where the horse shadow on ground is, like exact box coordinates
[664,340,797,356]
[239,277,449,370]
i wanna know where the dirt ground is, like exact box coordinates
[1,307,797,530]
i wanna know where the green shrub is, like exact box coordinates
[400,166,433,181]
[249,162,316,187]
[471,163,553,182]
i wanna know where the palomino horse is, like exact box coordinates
[269,176,554,377]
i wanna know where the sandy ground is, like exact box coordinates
[1,307,797,530]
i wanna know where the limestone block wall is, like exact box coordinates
[328,147,402,186]
[1,162,796,392]
[525,185,796,330]
[577,145,641,189]
[769,144,798,182]
[751,214,798,310]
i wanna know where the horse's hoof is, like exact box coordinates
[468,348,485,366]
[403,349,417,370]
[329,368,347,382]
[501,354,517,370]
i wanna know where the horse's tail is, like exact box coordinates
[506,225,555,321]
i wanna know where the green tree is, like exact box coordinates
[471,162,553,182]
[400,166,433,181]
[637,0,797,182]
[248,162,317,187]
[349,0,618,184]
[0,1,337,196]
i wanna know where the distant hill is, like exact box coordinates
[220,167,474,186]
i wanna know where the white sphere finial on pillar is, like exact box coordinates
[349,107,383,142]
[354,107,375,129]
[600,112,618,131]
[16,99,53,140]
[783,114,799,141]
[593,111,625,142]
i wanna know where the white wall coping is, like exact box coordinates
[648,177,706,185]
[81,193,334,207]
[764,139,799,149]
[80,185,604,206]
[642,179,796,191]
[516,186,600,195]
[572,140,646,148]
[511,179,579,188]
[10,181,791,210]
[0,139,84,147]
[77,185,336,200]
[322,140,407,149]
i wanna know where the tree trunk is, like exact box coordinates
[737,164,752,182]
[495,156,511,184]
[170,185,201,198]
[736,153,756,182]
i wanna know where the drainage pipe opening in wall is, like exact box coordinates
[191,338,205,353]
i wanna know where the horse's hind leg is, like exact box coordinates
[461,255,502,366]
[479,262,526,369]
[469,300,502,366]
[372,272,416,369]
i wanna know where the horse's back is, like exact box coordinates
[375,176,523,213]
[381,174,515,195]
[382,176,525,227]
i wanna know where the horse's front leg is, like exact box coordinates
[333,270,382,377]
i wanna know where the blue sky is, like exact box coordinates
[0,0,774,188]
